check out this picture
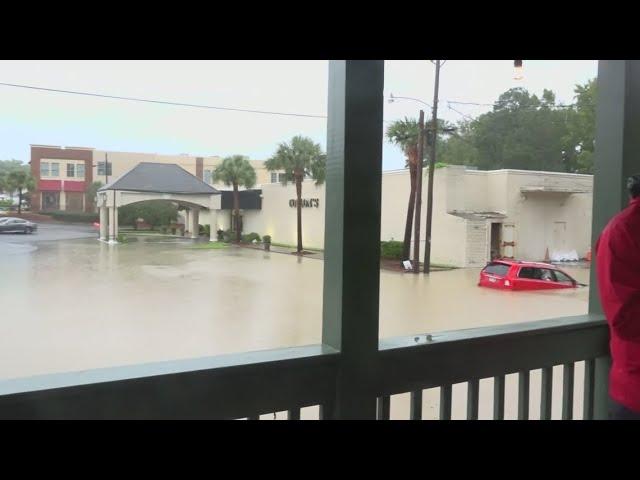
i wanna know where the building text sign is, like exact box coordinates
[289,198,320,208]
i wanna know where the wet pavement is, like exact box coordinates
[0,231,591,419]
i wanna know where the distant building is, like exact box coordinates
[29,145,274,213]
[234,165,594,267]
[29,145,594,267]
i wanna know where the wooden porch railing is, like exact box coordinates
[0,314,607,420]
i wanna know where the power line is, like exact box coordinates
[0,81,402,126]
[0,81,328,119]
[446,104,475,121]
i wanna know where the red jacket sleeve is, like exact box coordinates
[607,227,640,340]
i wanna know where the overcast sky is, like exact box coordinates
[0,60,598,171]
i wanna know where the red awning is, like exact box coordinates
[38,180,86,192]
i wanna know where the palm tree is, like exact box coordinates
[265,136,326,253]
[6,169,35,214]
[87,181,103,213]
[213,155,257,243]
[386,117,421,261]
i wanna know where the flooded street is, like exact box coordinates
[0,232,591,419]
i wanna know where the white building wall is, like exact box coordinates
[243,181,326,250]
[202,166,594,268]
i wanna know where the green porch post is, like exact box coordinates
[589,60,640,419]
[322,60,384,419]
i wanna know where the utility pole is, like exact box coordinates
[423,60,442,274]
[105,152,109,184]
[412,110,425,273]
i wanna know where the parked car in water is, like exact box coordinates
[0,217,38,234]
[478,259,581,291]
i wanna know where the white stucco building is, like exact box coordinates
[206,165,593,268]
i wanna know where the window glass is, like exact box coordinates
[554,271,574,283]
[67,163,75,177]
[51,163,59,177]
[483,263,510,277]
[40,162,50,177]
[76,164,85,178]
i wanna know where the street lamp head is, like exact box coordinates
[514,60,524,80]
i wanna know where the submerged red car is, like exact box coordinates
[478,259,581,291]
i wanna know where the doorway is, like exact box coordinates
[42,192,60,211]
[490,223,501,260]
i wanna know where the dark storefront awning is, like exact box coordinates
[220,189,262,210]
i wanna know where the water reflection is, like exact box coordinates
[0,236,589,380]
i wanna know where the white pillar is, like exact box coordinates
[114,206,119,240]
[185,209,191,235]
[59,190,66,211]
[99,206,108,240]
[108,207,116,241]
[209,210,218,242]
[190,208,200,239]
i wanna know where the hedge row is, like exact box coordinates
[380,240,403,260]
[48,211,99,223]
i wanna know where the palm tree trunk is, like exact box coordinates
[233,182,240,243]
[17,188,22,215]
[402,163,417,260]
[296,176,303,253]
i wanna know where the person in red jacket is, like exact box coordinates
[596,174,640,419]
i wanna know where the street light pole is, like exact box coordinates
[412,110,425,273]
[423,59,442,274]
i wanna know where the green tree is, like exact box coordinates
[213,155,257,243]
[562,79,597,173]
[87,181,103,212]
[386,118,420,260]
[438,87,582,173]
[118,201,178,228]
[6,169,36,214]
[265,136,326,253]
[0,160,25,198]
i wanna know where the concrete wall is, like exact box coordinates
[501,171,593,260]
[215,166,595,267]
[243,180,326,249]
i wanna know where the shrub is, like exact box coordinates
[241,232,261,243]
[49,211,99,223]
[380,240,403,260]
[118,201,178,228]
[222,229,236,242]
[199,224,210,236]
[216,229,224,241]
[263,235,271,243]
[0,199,13,208]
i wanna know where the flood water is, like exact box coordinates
[0,233,591,419]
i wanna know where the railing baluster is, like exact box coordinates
[467,379,479,420]
[541,366,553,420]
[376,396,390,420]
[440,384,452,420]
[319,402,334,420]
[493,375,505,420]
[583,359,595,420]
[518,370,530,420]
[562,363,575,420]
[287,408,301,420]
[410,390,423,420]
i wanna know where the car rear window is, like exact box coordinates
[483,263,510,277]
